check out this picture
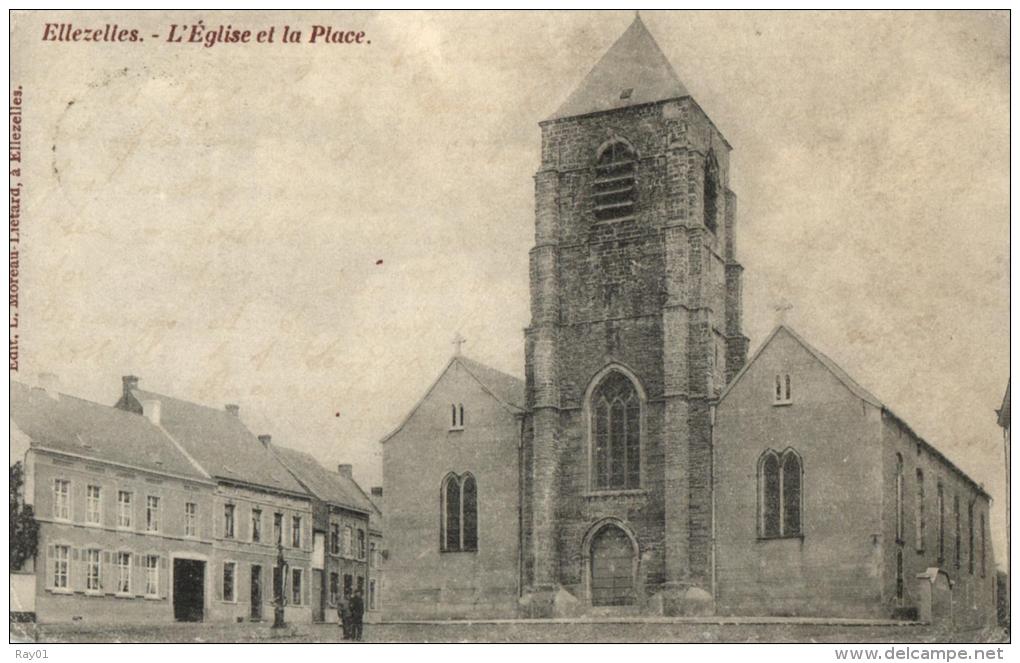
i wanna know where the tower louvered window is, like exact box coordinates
[593,142,636,222]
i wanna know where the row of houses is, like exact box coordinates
[10,376,383,625]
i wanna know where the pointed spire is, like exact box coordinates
[549,15,690,121]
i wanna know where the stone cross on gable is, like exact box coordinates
[452,333,467,356]
[774,300,794,325]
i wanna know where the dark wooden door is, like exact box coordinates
[250,565,262,620]
[590,527,634,606]
[313,569,326,622]
[173,559,205,622]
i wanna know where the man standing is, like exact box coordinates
[350,589,365,642]
[337,593,352,641]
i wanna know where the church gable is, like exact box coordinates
[381,356,524,618]
[718,326,882,417]
[381,356,524,448]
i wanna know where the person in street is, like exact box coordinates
[350,589,365,642]
[337,593,352,641]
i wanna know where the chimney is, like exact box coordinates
[258,434,272,448]
[337,464,352,478]
[370,486,383,515]
[38,372,60,400]
[122,375,139,400]
[225,404,240,417]
[141,399,161,426]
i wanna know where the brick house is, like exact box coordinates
[115,378,316,624]
[267,443,376,622]
[382,354,524,618]
[714,326,996,626]
[11,381,218,624]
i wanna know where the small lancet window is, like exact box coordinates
[704,152,719,234]
[450,403,465,429]
[774,374,792,404]
[593,141,636,222]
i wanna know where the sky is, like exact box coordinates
[11,11,1010,565]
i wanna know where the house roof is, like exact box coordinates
[548,15,691,122]
[379,354,525,444]
[128,388,307,496]
[10,381,209,480]
[270,444,375,515]
[720,325,991,501]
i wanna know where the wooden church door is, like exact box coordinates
[590,526,635,606]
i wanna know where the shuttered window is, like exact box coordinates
[223,561,236,602]
[116,552,132,594]
[52,545,70,589]
[145,555,159,596]
[291,568,302,605]
[85,549,101,592]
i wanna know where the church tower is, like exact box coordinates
[522,15,747,614]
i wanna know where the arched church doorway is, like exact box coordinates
[589,525,636,606]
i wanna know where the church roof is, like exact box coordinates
[10,381,210,481]
[721,325,991,500]
[379,355,525,444]
[548,15,691,121]
[454,355,526,412]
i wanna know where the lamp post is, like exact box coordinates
[272,541,287,628]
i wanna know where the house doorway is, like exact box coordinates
[313,569,326,622]
[250,565,263,620]
[173,558,206,622]
[590,525,636,606]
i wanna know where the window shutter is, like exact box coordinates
[71,548,84,593]
[46,544,55,589]
[304,569,309,606]
[215,564,223,601]
[160,556,169,598]
[102,551,112,593]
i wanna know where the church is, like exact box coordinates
[381,16,996,625]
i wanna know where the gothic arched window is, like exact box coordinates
[895,453,904,543]
[916,469,926,552]
[442,474,460,551]
[593,141,636,222]
[441,473,478,552]
[759,448,803,538]
[590,371,641,490]
[462,475,478,551]
[704,152,719,234]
